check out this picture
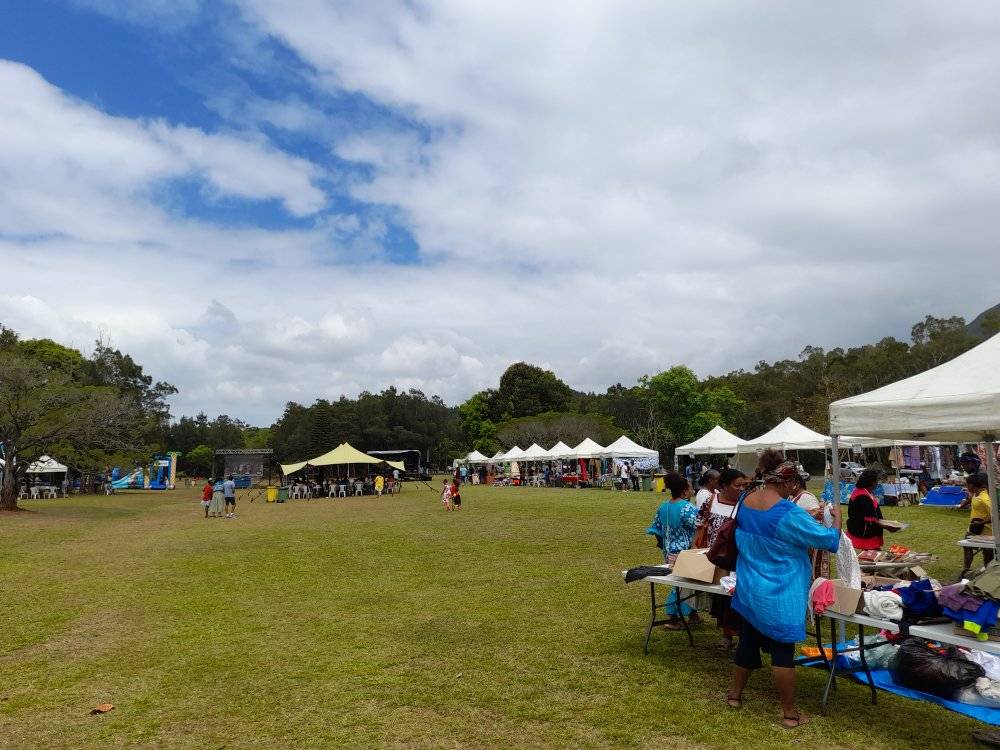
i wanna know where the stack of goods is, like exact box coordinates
[939,563,1000,641]
[861,578,941,623]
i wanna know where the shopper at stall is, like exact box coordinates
[959,472,994,570]
[648,472,702,629]
[845,469,884,550]
[787,471,822,520]
[702,468,747,651]
[694,470,720,510]
[726,450,841,729]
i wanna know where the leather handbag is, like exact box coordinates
[706,493,745,572]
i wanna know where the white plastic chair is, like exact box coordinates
[354,482,364,496]
[30,487,40,500]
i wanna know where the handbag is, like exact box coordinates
[706,492,746,572]
[970,518,988,536]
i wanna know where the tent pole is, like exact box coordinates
[985,437,999,562]
[831,435,841,507]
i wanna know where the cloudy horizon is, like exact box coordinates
[3,1,999,425]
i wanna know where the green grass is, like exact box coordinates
[0,483,988,749]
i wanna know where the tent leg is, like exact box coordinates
[986,438,999,562]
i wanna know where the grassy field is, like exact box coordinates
[0,482,988,749]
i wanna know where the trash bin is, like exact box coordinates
[652,473,666,493]
[277,487,288,503]
[266,486,278,503]
[641,475,652,492]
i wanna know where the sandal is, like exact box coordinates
[663,620,686,631]
[781,713,809,729]
[725,691,741,709]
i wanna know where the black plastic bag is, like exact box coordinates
[891,637,985,698]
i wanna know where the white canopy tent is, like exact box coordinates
[27,455,69,474]
[676,425,748,455]
[500,446,526,462]
[569,438,605,459]
[489,450,505,463]
[544,441,573,460]
[465,450,489,464]
[599,435,658,459]
[830,332,1000,557]
[737,417,832,453]
[522,443,550,461]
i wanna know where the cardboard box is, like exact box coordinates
[827,580,864,616]
[671,548,725,584]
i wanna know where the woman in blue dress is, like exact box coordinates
[647,472,703,628]
[725,450,841,728]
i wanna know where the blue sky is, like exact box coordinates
[2,1,999,424]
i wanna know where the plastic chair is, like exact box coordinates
[354,482,364,496]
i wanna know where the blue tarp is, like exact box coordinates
[922,485,966,507]
[804,650,1000,724]
[860,668,1000,725]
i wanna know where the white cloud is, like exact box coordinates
[4,3,1000,425]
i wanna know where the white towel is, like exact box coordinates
[863,590,903,621]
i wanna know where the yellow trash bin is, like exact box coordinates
[266,486,278,503]
[652,473,667,493]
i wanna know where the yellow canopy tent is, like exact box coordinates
[280,443,403,476]
[308,443,383,467]
[279,460,309,475]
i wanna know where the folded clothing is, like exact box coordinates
[943,599,1000,641]
[897,578,942,618]
[864,590,904,621]
[810,577,836,614]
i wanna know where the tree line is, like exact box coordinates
[2,307,996,510]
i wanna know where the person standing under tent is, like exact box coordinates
[845,469,883,550]
[460,464,468,484]
[725,450,841,729]
[695,470,720,510]
[619,460,630,492]
[223,475,237,519]
[392,467,400,493]
[630,461,640,492]
[958,472,994,571]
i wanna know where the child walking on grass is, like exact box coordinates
[441,480,453,511]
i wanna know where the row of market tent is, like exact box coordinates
[461,435,658,465]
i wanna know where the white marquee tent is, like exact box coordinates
[522,443,550,460]
[501,446,526,462]
[569,438,605,459]
[465,450,489,464]
[830,332,1000,555]
[737,417,832,453]
[600,435,658,459]
[676,425,748,455]
[27,455,69,474]
[544,441,574,460]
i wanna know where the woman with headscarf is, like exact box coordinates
[725,449,841,729]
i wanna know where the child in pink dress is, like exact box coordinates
[441,480,453,511]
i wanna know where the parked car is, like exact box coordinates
[840,461,865,481]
